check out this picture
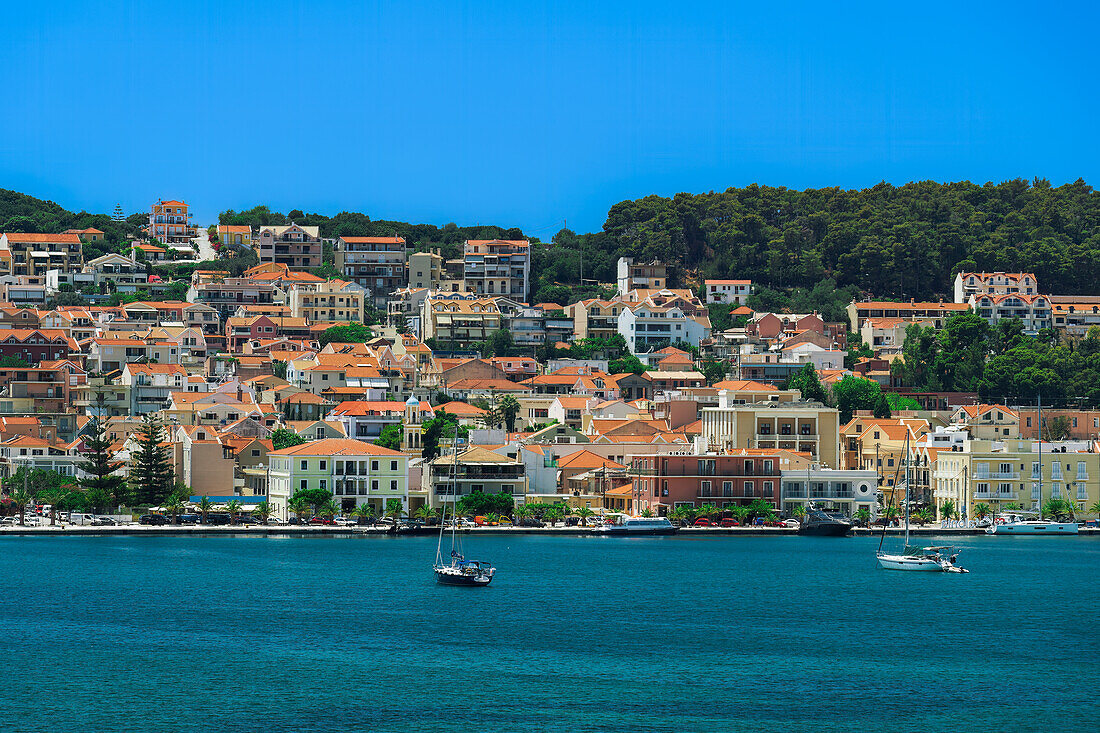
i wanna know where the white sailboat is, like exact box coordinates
[433,424,495,586]
[877,433,968,573]
[987,394,1078,536]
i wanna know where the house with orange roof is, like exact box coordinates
[847,299,970,332]
[255,223,322,270]
[216,224,252,250]
[0,232,83,277]
[968,292,1052,335]
[330,399,433,441]
[424,445,525,510]
[267,438,410,518]
[565,297,627,341]
[549,396,598,429]
[148,199,196,245]
[704,279,752,305]
[619,293,711,353]
[120,363,188,414]
[0,328,77,363]
[954,271,1038,304]
[463,239,530,299]
[0,435,87,481]
[950,404,1019,440]
[860,317,936,354]
[333,236,406,307]
[63,227,104,243]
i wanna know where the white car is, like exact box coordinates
[781,519,800,528]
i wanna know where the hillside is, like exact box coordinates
[0,189,144,259]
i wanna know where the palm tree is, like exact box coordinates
[226,499,243,525]
[640,507,654,518]
[197,496,213,524]
[413,505,432,523]
[514,504,533,521]
[882,506,900,525]
[1090,500,1100,519]
[544,505,564,526]
[251,500,273,526]
[939,500,956,522]
[9,486,36,526]
[384,498,404,523]
[973,502,991,520]
[574,506,595,527]
[484,512,501,526]
[791,504,807,522]
[560,503,574,525]
[355,503,378,526]
[38,488,65,526]
[914,508,933,526]
[320,499,340,520]
[1002,501,1021,511]
[165,496,185,525]
[854,507,871,527]
[697,503,719,521]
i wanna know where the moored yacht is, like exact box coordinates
[986,511,1078,535]
[797,505,853,536]
[593,514,677,535]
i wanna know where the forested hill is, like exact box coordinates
[583,179,1100,300]
[0,189,144,255]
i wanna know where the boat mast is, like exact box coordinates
[450,421,460,552]
[1037,392,1042,515]
[904,431,910,548]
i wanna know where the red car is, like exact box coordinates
[693,518,713,527]
[719,518,739,527]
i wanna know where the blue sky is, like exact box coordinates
[1,1,1096,233]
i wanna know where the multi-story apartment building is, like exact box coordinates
[462,239,529,299]
[779,467,879,518]
[1050,297,1100,339]
[950,404,1019,440]
[187,277,277,320]
[267,439,410,518]
[702,393,841,466]
[616,257,667,296]
[290,279,366,323]
[408,250,452,291]
[77,253,147,292]
[705,279,752,305]
[421,293,502,348]
[953,271,1038,303]
[0,233,83,277]
[1018,408,1100,441]
[255,224,322,270]
[0,329,76,363]
[619,296,711,353]
[426,446,526,509]
[86,338,180,373]
[120,363,188,415]
[629,451,808,513]
[933,439,1100,520]
[846,300,971,332]
[148,200,196,245]
[334,236,406,307]
[567,299,624,341]
[968,293,1052,335]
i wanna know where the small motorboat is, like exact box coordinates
[798,505,853,536]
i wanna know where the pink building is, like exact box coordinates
[630,452,783,514]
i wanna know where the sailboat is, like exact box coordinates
[433,425,495,586]
[877,432,968,573]
[987,394,1078,535]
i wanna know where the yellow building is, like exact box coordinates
[841,417,930,504]
[421,293,502,348]
[566,298,624,341]
[702,396,841,467]
[933,439,1100,520]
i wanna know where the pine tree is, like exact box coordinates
[79,393,128,510]
[130,414,172,506]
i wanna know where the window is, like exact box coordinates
[371,460,379,471]
[319,480,327,491]
[763,460,773,474]
[701,480,712,497]
[390,460,398,471]
[763,481,774,497]
[372,480,379,490]
[251,449,260,457]
[319,461,327,471]
[743,481,754,496]
[722,480,733,497]
[390,480,398,490]
[300,479,307,490]
[300,460,308,470]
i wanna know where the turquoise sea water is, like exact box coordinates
[1,534,1097,732]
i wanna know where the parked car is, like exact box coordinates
[719,518,739,527]
[781,519,800,528]
[693,518,713,527]
[139,514,167,526]
[93,516,117,526]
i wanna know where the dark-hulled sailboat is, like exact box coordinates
[433,425,495,586]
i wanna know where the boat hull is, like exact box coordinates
[987,522,1078,535]
[592,527,678,536]
[434,566,494,586]
[798,522,852,537]
[877,554,946,572]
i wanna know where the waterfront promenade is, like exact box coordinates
[2,523,1096,537]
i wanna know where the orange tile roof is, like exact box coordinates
[2,232,81,243]
[269,438,405,456]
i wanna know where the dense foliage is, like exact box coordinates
[0,188,144,259]
[900,313,1100,405]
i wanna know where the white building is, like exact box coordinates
[968,293,1052,335]
[779,467,879,518]
[618,301,710,353]
[705,279,752,305]
[953,271,1038,304]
